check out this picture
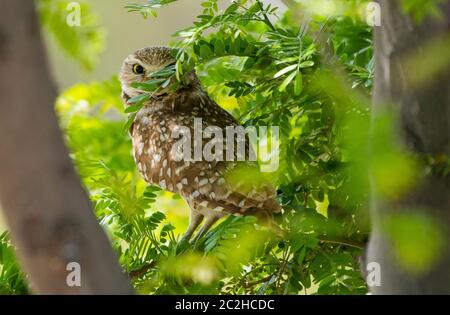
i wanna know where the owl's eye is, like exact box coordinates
[132,64,144,74]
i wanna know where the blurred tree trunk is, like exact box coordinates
[0,0,132,294]
[367,0,450,293]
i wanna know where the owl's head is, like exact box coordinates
[119,46,176,101]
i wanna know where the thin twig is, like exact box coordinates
[128,261,157,279]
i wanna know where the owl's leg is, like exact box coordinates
[181,209,204,242]
[191,213,225,244]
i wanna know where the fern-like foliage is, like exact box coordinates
[0,232,29,295]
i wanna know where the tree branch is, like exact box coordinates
[0,0,132,294]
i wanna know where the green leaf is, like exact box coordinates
[161,78,172,88]
[274,64,297,78]
[123,113,136,133]
[294,72,303,95]
[151,65,176,78]
[224,2,239,14]
[247,2,261,14]
[214,39,225,55]
[199,44,212,59]
[124,104,143,114]
[299,61,315,68]
[131,82,160,91]
[145,78,167,85]
[278,71,296,91]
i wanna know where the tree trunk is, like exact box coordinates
[0,0,133,294]
[367,0,450,294]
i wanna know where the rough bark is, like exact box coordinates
[367,0,450,294]
[0,0,133,294]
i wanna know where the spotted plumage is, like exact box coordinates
[120,46,281,241]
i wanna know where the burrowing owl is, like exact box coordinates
[119,46,280,241]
